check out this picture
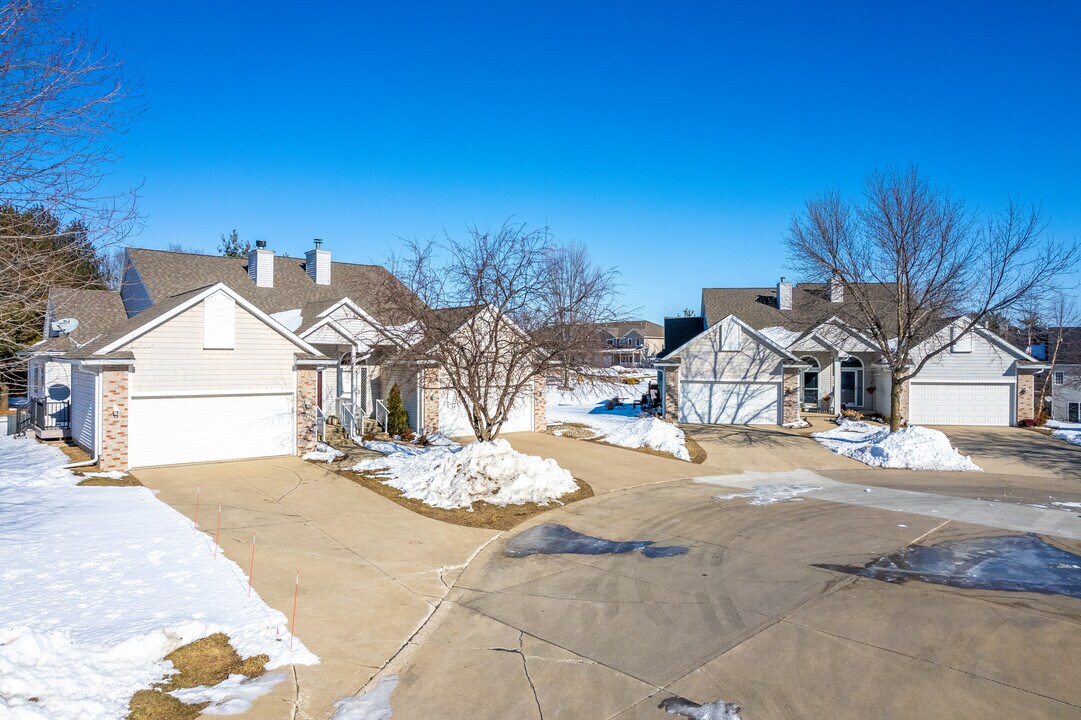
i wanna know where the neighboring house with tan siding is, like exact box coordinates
[20,241,547,470]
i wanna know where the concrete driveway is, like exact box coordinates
[358,432,1081,720]
[133,456,497,719]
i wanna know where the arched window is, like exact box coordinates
[840,357,864,407]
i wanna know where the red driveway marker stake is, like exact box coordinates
[213,504,222,558]
[193,486,200,529]
[289,571,299,652]
[248,532,256,597]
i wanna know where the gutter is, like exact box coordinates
[63,369,100,470]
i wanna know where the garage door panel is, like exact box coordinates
[909,383,1012,426]
[130,394,294,467]
[680,381,780,425]
[439,389,534,436]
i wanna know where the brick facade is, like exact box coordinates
[1016,371,1035,424]
[532,375,547,431]
[295,367,319,454]
[99,366,130,472]
[782,367,801,424]
[661,364,680,419]
[421,367,440,434]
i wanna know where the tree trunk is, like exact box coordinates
[889,370,904,432]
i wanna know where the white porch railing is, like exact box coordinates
[339,399,358,437]
[375,399,389,432]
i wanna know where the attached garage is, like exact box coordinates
[438,388,534,436]
[129,393,295,467]
[679,380,781,425]
[908,382,1014,426]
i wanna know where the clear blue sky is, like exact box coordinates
[91,1,1081,321]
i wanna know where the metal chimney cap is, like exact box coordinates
[313,238,323,249]
[255,239,267,249]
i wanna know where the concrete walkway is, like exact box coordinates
[133,456,498,719]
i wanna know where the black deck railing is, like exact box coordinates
[31,398,70,430]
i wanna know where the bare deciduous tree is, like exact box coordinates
[786,166,1078,431]
[1020,293,1079,423]
[376,222,623,441]
[0,0,141,387]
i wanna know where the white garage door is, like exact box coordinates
[909,383,1013,426]
[129,394,294,467]
[680,381,781,425]
[439,389,534,437]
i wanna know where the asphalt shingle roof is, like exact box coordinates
[597,320,664,338]
[701,282,897,333]
[34,288,128,353]
[126,247,406,323]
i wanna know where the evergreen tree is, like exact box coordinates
[218,229,252,257]
[385,383,410,436]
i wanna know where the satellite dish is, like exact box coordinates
[51,317,79,335]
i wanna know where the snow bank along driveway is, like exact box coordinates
[812,420,982,471]
[548,375,691,461]
[1046,420,1081,447]
[352,438,579,510]
[0,434,317,719]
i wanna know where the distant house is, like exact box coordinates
[21,242,546,470]
[596,321,664,367]
[1033,328,1081,423]
[656,278,1043,427]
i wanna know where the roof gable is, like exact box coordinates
[662,314,803,364]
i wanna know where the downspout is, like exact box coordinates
[833,355,841,415]
[63,367,100,469]
[416,370,423,434]
[350,345,357,436]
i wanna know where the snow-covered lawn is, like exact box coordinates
[351,438,579,510]
[1046,420,1081,447]
[812,420,982,472]
[0,434,317,719]
[547,372,691,461]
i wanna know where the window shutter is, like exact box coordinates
[950,325,972,353]
[203,292,236,349]
[720,320,742,351]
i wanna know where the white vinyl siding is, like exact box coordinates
[680,380,781,425]
[909,383,1013,426]
[70,367,97,453]
[123,301,298,397]
[129,394,293,467]
[1050,365,1081,422]
[439,388,534,436]
[35,360,72,402]
[377,367,420,431]
[202,292,236,349]
[950,325,973,353]
[911,326,1016,382]
[678,325,786,383]
[120,259,153,318]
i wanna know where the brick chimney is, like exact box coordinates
[306,239,331,285]
[248,240,274,288]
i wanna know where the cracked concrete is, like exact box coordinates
[133,456,498,719]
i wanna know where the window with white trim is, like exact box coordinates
[203,291,236,349]
[1054,371,1065,385]
[1069,402,1080,424]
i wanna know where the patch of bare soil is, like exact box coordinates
[76,476,143,487]
[127,633,268,720]
[43,440,91,464]
[337,467,594,531]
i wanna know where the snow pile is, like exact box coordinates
[332,675,398,719]
[600,416,691,461]
[782,419,811,429]
[0,434,317,720]
[79,470,128,480]
[1046,420,1081,447]
[661,695,743,719]
[715,484,822,505]
[170,671,287,714]
[303,443,345,463]
[269,308,304,331]
[812,420,982,471]
[352,439,578,509]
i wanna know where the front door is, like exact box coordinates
[802,370,819,404]
[840,368,863,407]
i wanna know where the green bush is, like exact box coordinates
[385,383,410,436]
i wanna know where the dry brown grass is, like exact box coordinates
[684,435,708,464]
[44,440,90,464]
[77,475,143,487]
[127,633,268,720]
[339,468,594,531]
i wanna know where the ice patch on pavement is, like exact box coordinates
[332,675,398,719]
[660,695,742,719]
[169,671,287,714]
[303,443,345,463]
[505,523,688,558]
[352,439,578,509]
[715,484,822,506]
[819,534,1081,599]
[812,420,981,471]
[0,433,317,720]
